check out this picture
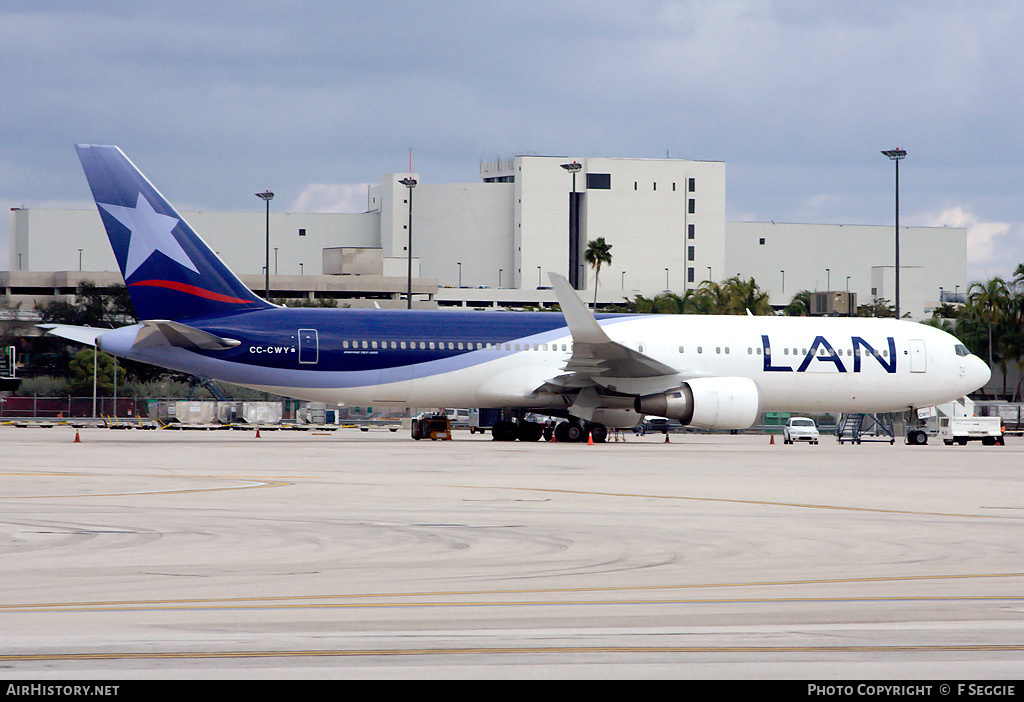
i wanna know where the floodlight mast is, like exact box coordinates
[399,177,417,309]
[256,190,274,299]
[561,161,582,288]
[881,148,906,319]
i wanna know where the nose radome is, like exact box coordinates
[968,356,991,393]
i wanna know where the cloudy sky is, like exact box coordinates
[2,0,1022,283]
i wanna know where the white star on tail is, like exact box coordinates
[99,193,199,278]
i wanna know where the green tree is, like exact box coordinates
[857,298,896,318]
[782,290,813,316]
[584,238,613,308]
[68,348,116,397]
[966,277,1010,377]
[721,276,773,315]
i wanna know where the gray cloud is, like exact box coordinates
[2,0,1022,280]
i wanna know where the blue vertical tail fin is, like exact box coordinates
[76,145,272,321]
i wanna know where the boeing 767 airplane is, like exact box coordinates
[44,145,990,443]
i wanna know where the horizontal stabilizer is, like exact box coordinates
[131,320,240,351]
[38,324,106,347]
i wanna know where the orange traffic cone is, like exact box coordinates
[255,426,261,438]
[587,432,594,446]
[770,434,775,445]
[664,433,670,443]
[74,429,81,443]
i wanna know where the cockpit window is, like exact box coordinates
[954,344,970,357]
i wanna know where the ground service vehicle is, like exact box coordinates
[939,416,1004,446]
[783,416,820,444]
[411,413,451,441]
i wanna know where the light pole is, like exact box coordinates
[399,177,417,309]
[826,268,830,291]
[780,269,785,294]
[561,161,582,288]
[256,190,274,299]
[457,262,462,288]
[882,148,906,319]
[78,248,83,272]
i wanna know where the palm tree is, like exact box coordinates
[722,275,773,315]
[783,290,813,316]
[966,277,1010,377]
[584,238,613,308]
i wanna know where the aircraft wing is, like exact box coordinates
[542,273,682,397]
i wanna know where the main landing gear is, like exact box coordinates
[491,418,607,443]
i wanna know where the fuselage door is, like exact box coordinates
[909,338,926,373]
[298,329,319,365]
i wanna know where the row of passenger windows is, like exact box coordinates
[677,345,889,357]
[339,340,889,358]
[342,340,572,352]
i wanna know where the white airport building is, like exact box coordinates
[6,154,966,318]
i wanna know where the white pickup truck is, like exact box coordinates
[938,416,1004,446]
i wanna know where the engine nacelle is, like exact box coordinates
[635,377,762,430]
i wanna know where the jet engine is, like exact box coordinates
[634,377,762,430]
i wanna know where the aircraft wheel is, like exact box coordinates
[492,421,517,442]
[565,423,586,443]
[518,421,543,442]
[589,424,608,443]
[554,422,572,443]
